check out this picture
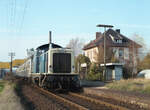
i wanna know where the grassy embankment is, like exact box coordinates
[0,81,5,93]
[106,78,150,94]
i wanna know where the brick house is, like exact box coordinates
[83,29,142,68]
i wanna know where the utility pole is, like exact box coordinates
[96,24,113,81]
[132,41,136,78]
[8,52,15,74]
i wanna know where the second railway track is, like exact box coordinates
[35,86,129,110]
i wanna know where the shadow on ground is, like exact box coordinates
[81,80,105,87]
[14,81,35,110]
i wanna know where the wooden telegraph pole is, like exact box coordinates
[96,24,113,81]
[8,52,15,74]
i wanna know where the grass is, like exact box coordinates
[106,78,150,94]
[0,81,5,92]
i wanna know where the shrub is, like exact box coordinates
[86,63,103,81]
[0,82,5,92]
[75,54,91,73]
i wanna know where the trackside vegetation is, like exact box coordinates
[0,81,5,92]
[106,78,150,94]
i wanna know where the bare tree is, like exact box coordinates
[66,38,84,56]
[130,34,147,76]
[26,48,34,57]
[131,33,147,60]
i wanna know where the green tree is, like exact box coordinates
[137,53,150,72]
[75,54,91,73]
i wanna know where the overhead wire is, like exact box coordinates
[6,0,30,36]
[10,0,14,27]
[6,0,11,34]
[0,1,4,33]
[5,0,9,34]
[19,0,29,34]
[11,0,17,35]
[13,0,17,34]
[1,0,30,60]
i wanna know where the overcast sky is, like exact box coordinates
[0,0,150,61]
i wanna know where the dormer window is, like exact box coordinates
[109,34,122,43]
[117,40,122,43]
[115,39,122,43]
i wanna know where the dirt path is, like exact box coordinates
[0,81,25,110]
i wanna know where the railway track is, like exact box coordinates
[83,93,149,110]
[35,86,88,110]
[35,86,129,110]
[13,77,150,110]
[68,92,129,110]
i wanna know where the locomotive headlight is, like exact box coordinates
[72,65,75,71]
[49,65,53,72]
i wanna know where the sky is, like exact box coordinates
[0,0,150,61]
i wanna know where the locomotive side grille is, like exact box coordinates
[53,53,71,73]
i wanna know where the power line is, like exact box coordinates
[5,0,30,36]
[13,0,17,33]
[10,0,17,35]
[10,0,14,26]
[19,0,29,33]
[6,0,11,35]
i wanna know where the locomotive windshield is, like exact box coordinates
[53,53,71,73]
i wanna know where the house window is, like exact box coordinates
[113,48,119,58]
[109,34,122,43]
[116,39,122,43]
[119,49,123,57]
[124,48,129,60]
[87,51,89,58]
[118,40,122,43]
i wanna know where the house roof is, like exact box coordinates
[83,29,142,50]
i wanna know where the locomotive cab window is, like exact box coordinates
[53,53,71,73]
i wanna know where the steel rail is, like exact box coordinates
[69,92,129,110]
[34,86,88,110]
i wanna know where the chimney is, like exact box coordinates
[116,29,120,34]
[96,32,101,39]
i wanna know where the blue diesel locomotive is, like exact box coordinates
[16,32,81,91]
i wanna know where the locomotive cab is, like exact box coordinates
[48,48,75,74]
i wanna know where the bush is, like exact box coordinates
[0,82,5,92]
[137,53,150,72]
[75,54,91,73]
[123,65,133,79]
[86,63,103,81]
